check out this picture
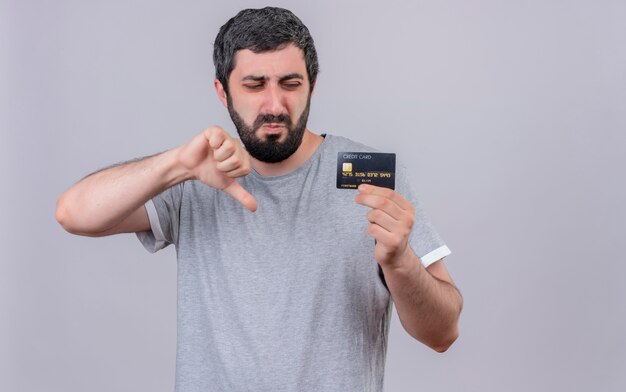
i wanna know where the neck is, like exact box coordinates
[251,130,324,177]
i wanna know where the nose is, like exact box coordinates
[262,84,286,116]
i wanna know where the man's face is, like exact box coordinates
[221,44,313,163]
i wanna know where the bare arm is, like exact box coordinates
[355,184,462,352]
[56,126,257,236]
[381,256,462,352]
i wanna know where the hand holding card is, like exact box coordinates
[355,183,417,269]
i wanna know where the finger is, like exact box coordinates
[204,127,227,150]
[225,166,252,178]
[222,181,258,212]
[367,222,401,248]
[215,154,249,174]
[367,223,393,246]
[213,138,237,162]
[366,207,403,233]
[367,208,413,245]
[355,193,405,221]
[357,184,413,211]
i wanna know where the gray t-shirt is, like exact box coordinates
[137,134,450,392]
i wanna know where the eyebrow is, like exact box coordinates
[241,75,266,82]
[279,73,304,82]
[241,73,305,82]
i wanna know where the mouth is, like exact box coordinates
[261,123,286,134]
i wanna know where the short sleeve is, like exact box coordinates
[395,165,451,268]
[136,183,184,253]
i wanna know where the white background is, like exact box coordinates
[2,0,625,391]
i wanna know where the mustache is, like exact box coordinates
[253,113,292,129]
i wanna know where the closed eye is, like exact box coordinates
[243,83,264,90]
[282,81,302,90]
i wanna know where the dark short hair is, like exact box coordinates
[213,7,319,94]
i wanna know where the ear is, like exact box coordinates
[310,79,317,96]
[214,79,228,108]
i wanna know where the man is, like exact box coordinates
[56,7,462,392]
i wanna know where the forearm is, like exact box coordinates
[56,146,190,234]
[382,251,462,352]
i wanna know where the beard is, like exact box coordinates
[227,94,311,163]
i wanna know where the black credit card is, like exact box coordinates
[336,152,396,190]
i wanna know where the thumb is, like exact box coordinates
[222,181,258,212]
